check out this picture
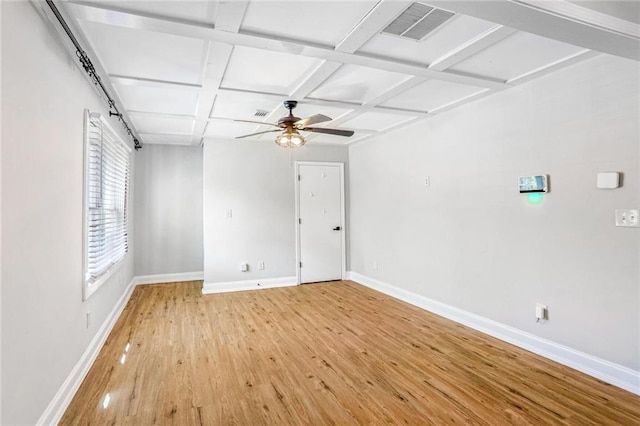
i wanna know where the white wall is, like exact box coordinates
[1,2,136,424]
[134,144,203,276]
[203,140,349,285]
[349,55,640,371]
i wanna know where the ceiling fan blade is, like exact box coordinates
[302,127,355,137]
[295,114,332,128]
[233,119,281,128]
[235,129,282,139]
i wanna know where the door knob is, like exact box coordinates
[332,226,341,231]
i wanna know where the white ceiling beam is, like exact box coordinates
[513,0,639,39]
[343,116,427,147]
[358,116,424,142]
[364,76,428,108]
[429,25,517,71]
[508,49,599,86]
[65,1,509,90]
[136,131,192,137]
[191,42,234,145]
[213,1,249,33]
[190,1,248,145]
[214,87,429,118]
[428,0,640,61]
[325,76,428,128]
[344,87,499,146]
[289,61,343,99]
[109,75,202,90]
[128,110,195,120]
[329,49,504,89]
[336,0,411,53]
[427,88,491,116]
[340,79,497,145]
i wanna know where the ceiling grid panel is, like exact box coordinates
[314,1,425,139]
[62,0,629,146]
[65,2,509,90]
[238,0,411,144]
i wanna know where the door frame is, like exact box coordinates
[295,161,346,285]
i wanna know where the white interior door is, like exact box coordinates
[297,163,344,284]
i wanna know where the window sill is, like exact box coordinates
[83,257,125,301]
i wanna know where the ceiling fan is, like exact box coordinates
[234,100,354,148]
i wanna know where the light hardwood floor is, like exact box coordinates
[61,280,640,425]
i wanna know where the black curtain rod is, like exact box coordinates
[45,0,142,150]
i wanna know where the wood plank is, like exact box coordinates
[60,280,640,425]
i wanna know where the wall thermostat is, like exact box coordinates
[519,175,548,193]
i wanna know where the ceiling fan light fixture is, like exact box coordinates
[275,128,306,148]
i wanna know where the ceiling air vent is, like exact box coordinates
[382,3,454,41]
[254,109,269,117]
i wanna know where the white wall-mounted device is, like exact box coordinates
[536,303,548,321]
[240,262,248,272]
[597,172,620,189]
[519,175,548,193]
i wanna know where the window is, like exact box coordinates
[83,111,131,299]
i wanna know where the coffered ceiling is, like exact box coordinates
[54,0,639,147]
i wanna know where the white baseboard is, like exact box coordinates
[202,276,297,294]
[134,271,204,285]
[347,271,640,396]
[40,270,639,425]
[37,278,137,426]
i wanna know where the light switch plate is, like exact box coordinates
[615,209,639,227]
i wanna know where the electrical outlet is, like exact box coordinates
[258,261,265,270]
[373,261,378,270]
[535,303,547,321]
[615,209,639,227]
[240,263,248,272]
[424,176,431,187]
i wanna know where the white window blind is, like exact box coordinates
[84,111,131,296]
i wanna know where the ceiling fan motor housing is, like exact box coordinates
[279,100,301,127]
[283,100,298,110]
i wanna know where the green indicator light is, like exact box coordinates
[527,193,544,204]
